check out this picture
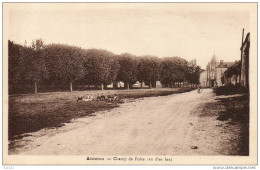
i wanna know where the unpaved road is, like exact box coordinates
[10,89,236,155]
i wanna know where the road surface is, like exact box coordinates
[10,89,235,155]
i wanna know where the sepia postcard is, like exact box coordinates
[2,2,258,165]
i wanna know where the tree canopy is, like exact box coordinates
[83,49,119,89]
[8,39,199,94]
[117,53,138,89]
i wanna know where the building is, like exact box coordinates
[223,30,250,88]
[206,55,234,87]
[206,55,217,87]
[199,69,207,87]
[216,60,235,86]
[240,31,250,88]
[223,60,241,85]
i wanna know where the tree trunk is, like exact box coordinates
[154,81,156,88]
[149,81,152,89]
[141,81,143,88]
[81,82,84,90]
[101,83,104,91]
[70,81,73,92]
[127,82,130,90]
[113,82,118,89]
[34,81,38,94]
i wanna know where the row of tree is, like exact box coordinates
[8,40,201,94]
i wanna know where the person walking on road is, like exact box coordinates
[197,84,201,93]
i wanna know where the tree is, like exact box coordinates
[44,44,85,92]
[83,49,119,90]
[28,39,49,93]
[137,56,161,88]
[172,57,188,87]
[9,39,49,94]
[117,53,138,90]
[8,40,25,94]
[160,57,188,88]
[186,60,201,86]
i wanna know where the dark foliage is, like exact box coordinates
[9,40,199,94]
[160,57,188,87]
[83,49,119,87]
[213,84,248,96]
[137,55,161,88]
[116,53,139,89]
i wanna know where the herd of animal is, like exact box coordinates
[77,93,118,102]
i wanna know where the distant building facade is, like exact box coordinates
[199,70,207,87]
[206,55,217,87]
[205,55,234,87]
[216,60,235,86]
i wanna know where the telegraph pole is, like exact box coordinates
[241,28,244,62]
[239,28,244,84]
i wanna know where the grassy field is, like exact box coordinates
[9,87,194,140]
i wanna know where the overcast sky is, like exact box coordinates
[7,3,251,69]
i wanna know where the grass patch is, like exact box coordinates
[8,88,194,140]
[216,94,249,155]
[197,94,249,155]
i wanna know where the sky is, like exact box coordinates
[6,3,251,69]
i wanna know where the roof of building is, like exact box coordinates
[224,61,241,77]
[199,69,206,73]
[210,54,218,64]
[240,32,250,50]
[216,62,235,68]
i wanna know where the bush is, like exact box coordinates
[213,84,248,96]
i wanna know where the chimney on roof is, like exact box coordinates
[220,60,223,65]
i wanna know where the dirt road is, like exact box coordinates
[10,89,236,155]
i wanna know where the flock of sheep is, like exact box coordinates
[77,93,119,102]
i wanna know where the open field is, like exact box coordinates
[9,87,194,140]
[9,89,249,155]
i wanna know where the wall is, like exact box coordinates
[240,33,250,88]
[216,67,228,86]
[200,71,207,87]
